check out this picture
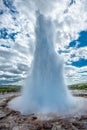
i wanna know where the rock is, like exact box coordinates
[83,122,87,129]
[72,121,85,129]
[52,125,64,130]
[43,122,53,129]
[71,125,79,130]
[12,126,19,130]
[0,110,6,119]
[12,124,30,130]
[0,99,7,107]
[0,123,9,130]
[80,115,87,120]
[32,116,37,120]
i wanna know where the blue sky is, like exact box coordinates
[58,31,87,67]
[0,0,87,85]
[68,31,87,67]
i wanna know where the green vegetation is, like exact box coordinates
[0,85,21,93]
[69,83,87,90]
[0,83,87,93]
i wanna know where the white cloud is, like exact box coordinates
[64,65,87,85]
[64,47,87,64]
[0,0,87,85]
[0,46,31,85]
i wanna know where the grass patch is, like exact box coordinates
[69,84,87,90]
[0,83,87,93]
[0,85,21,93]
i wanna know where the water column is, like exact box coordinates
[8,12,74,115]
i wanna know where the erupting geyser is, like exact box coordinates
[8,11,87,116]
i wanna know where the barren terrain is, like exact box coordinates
[0,91,87,130]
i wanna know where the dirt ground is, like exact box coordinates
[0,91,87,130]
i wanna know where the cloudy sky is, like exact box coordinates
[0,0,87,85]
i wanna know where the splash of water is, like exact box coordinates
[8,12,87,116]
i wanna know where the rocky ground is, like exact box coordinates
[0,91,87,130]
